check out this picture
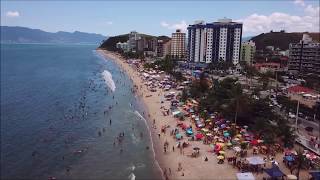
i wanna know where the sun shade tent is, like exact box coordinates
[309,171,320,180]
[264,164,285,178]
[236,173,255,180]
[246,156,265,165]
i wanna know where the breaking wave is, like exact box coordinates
[102,70,116,92]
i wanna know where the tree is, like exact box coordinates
[293,149,310,179]
[229,83,244,125]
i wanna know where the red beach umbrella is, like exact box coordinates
[195,133,204,139]
[251,139,258,146]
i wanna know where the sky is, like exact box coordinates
[1,0,319,37]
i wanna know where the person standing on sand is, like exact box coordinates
[178,162,182,171]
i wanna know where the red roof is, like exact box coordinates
[287,85,313,93]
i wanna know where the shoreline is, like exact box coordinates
[96,49,166,179]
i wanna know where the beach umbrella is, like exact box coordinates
[219,151,225,154]
[257,139,264,143]
[217,155,225,160]
[233,146,241,152]
[195,133,204,139]
[251,139,259,146]
[217,143,225,147]
[176,133,182,139]
[236,134,242,138]
[186,128,193,136]
[220,124,226,129]
[206,133,213,136]
[285,156,294,162]
[218,138,224,142]
[243,125,248,129]
[234,138,240,141]
[201,128,209,133]
[227,142,232,146]
[223,132,230,137]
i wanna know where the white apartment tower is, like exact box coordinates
[187,18,243,65]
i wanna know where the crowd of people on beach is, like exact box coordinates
[104,51,320,180]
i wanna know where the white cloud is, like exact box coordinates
[160,20,188,32]
[237,2,319,35]
[106,21,113,25]
[160,21,169,27]
[294,0,305,7]
[6,11,20,18]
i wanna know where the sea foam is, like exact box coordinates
[102,70,116,92]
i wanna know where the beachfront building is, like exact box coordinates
[128,31,141,52]
[288,34,320,75]
[163,40,172,58]
[241,40,256,65]
[187,18,243,65]
[116,41,130,52]
[157,38,171,58]
[136,37,157,56]
[171,29,186,60]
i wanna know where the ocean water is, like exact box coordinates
[0,44,162,180]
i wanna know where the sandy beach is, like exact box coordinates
[97,49,310,180]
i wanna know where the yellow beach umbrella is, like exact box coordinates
[234,138,240,141]
[201,128,209,132]
[217,155,225,160]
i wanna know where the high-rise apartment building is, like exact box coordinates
[171,29,186,59]
[288,34,320,75]
[128,31,141,52]
[241,40,256,65]
[163,40,172,58]
[187,18,243,65]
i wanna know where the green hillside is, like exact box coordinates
[99,34,129,51]
[99,33,168,51]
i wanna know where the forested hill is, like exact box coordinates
[251,31,320,50]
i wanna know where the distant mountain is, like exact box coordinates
[251,31,320,50]
[1,26,107,44]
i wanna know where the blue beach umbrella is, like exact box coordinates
[176,133,182,139]
[223,132,230,137]
[285,156,294,162]
[186,128,193,136]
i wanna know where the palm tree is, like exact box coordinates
[229,83,244,125]
[293,149,309,179]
